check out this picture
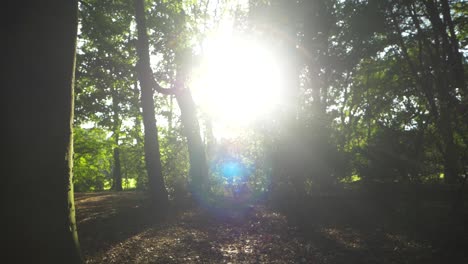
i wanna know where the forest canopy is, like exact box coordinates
[74,0,467,201]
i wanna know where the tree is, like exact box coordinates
[385,0,466,183]
[4,0,82,263]
[76,0,139,191]
[74,127,113,191]
[152,52,210,196]
[174,70,209,195]
[134,0,169,208]
[135,0,209,197]
[246,0,467,192]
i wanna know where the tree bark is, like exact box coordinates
[440,0,466,94]
[176,89,209,194]
[113,147,123,191]
[4,0,82,263]
[132,1,209,196]
[143,68,210,195]
[111,86,123,191]
[423,0,460,183]
[132,81,146,188]
[134,0,169,207]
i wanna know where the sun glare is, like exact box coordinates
[191,24,282,137]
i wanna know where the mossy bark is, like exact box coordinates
[5,0,82,263]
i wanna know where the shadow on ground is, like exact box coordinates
[278,186,468,264]
[75,190,467,264]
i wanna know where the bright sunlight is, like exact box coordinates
[191,21,282,137]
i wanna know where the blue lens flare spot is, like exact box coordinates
[222,161,242,180]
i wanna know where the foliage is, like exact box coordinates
[75,0,192,196]
[74,0,467,198]
[247,0,467,195]
[74,127,113,192]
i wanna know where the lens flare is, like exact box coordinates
[191,25,282,139]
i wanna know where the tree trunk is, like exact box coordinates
[423,0,460,183]
[270,15,302,200]
[439,100,458,184]
[132,81,145,188]
[4,1,82,263]
[111,86,123,191]
[113,147,123,191]
[133,4,210,196]
[176,89,209,194]
[440,0,466,94]
[204,115,216,159]
[134,0,169,207]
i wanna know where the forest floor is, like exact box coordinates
[75,190,468,264]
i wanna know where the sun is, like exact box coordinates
[191,25,282,136]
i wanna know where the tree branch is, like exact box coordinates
[136,60,179,95]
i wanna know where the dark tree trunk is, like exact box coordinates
[132,81,145,187]
[272,18,303,199]
[134,0,169,207]
[439,100,458,184]
[204,116,216,159]
[423,0,460,183]
[4,1,82,263]
[439,0,466,182]
[133,81,144,146]
[168,95,174,132]
[111,87,123,191]
[176,89,209,194]
[440,0,466,94]
[113,147,123,191]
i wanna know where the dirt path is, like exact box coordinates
[75,192,311,263]
[75,191,467,264]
